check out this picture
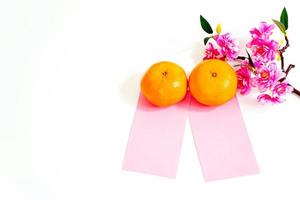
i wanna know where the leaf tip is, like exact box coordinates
[200,15,213,34]
[280,7,288,30]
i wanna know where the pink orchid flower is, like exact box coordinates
[272,81,293,98]
[257,81,293,104]
[250,22,275,40]
[257,94,281,104]
[253,59,264,69]
[247,22,279,62]
[236,61,252,95]
[247,38,278,62]
[252,62,283,92]
[214,33,239,61]
[203,42,222,60]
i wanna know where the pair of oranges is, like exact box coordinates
[140,59,237,106]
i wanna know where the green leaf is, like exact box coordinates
[280,7,288,30]
[200,15,213,34]
[204,36,211,45]
[272,19,286,35]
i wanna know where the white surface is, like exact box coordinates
[1,0,300,199]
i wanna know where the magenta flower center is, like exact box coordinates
[257,46,266,55]
[277,88,284,94]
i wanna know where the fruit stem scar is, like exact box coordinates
[211,72,217,77]
[162,71,168,76]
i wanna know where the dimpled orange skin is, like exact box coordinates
[189,59,237,106]
[141,61,187,107]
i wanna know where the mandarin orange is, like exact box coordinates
[141,61,187,106]
[189,59,237,106]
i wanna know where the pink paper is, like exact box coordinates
[122,93,190,178]
[189,96,259,181]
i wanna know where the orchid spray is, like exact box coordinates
[200,7,299,104]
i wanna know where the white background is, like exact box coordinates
[1,0,300,199]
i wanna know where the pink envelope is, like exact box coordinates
[189,96,259,181]
[123,92,259,181]
[122,93,190,178]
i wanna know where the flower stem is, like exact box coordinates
[289,84,300,97]
[280,52,285,71]
[279,36,289,71]
[285,64,295,76]
[277,36,300,97]
[279,35,290,53]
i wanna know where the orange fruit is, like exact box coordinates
[189,59,237,106]
[141,61,187,106]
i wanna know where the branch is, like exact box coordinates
[279,35,290,53]
[278,36,300,97]
[278,36,289,72]
[285,64,295,76]
[279,52,285,71]
[290,85,300,97]
[236,56,247,60]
